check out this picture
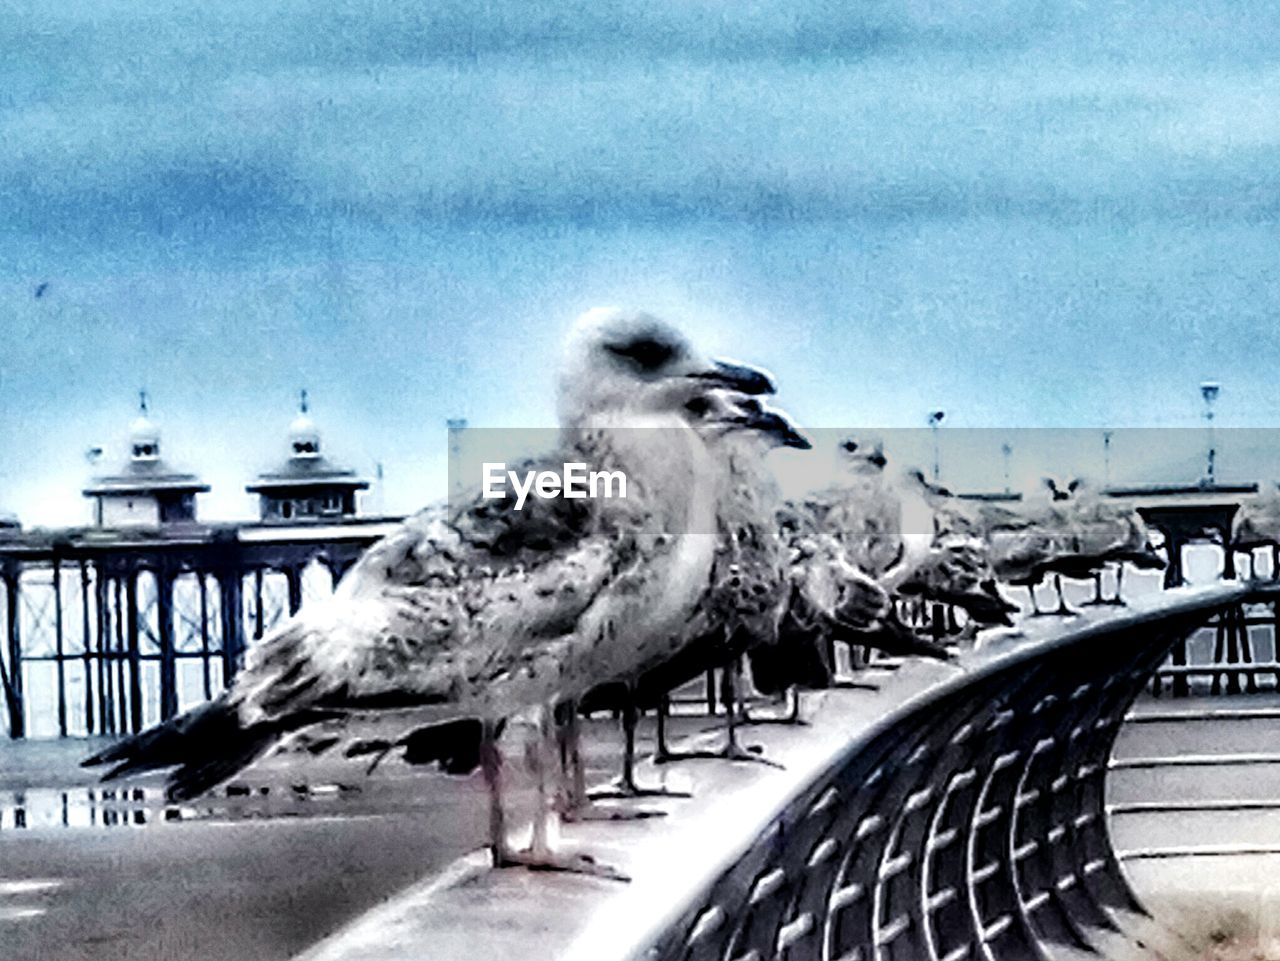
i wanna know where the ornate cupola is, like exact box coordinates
[83,391,210,528]
[289,390,321,458]
[246,391,368,523]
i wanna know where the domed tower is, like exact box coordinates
[246,391,368,522]
[83,391,210,528]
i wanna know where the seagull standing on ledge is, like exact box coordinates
[84,307,782,879]
[1232,485,1280,577]
[871,467,1018,640]
[576,391,809,783]
[1045,478,1164,607]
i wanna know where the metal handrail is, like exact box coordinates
[626,582,1262,961]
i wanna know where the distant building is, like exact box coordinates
[83,395,210,528]
[245,391,369,523]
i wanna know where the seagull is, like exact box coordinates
[942,476,1077,616]
[746,497,952,717]
[625,394,808,768]
[986,521,1067,615]
[874,467,1019,640]
[1232,486,1280,578]
[1061,479,1165,604]
[813,436,902,578]
[577,392,809,788]
[798,437,918,669]
[336,392,808,812]
[978,477,1159,616]
[884,533,1020,637]
[83,307,782,879]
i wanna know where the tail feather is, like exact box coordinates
[747,630,832,696]
[400,717,496,775]
[951,588,1018,627]
[84,696,236,777]
[749,588,836,695]
[831,614,951,661]
[345,717,504,777]
[83,695,340,802]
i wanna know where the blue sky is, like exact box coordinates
[3,1,1280,524]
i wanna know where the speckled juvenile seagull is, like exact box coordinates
[1039,478,1164,608]
[577,391,809,786]
[83,307,779,878]
[1232,485,1280,577]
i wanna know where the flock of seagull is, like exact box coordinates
[83,307,1203,879]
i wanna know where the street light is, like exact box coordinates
[1199,381,1220,486]
[927,410,946,482]
[447,418,468,500]
[1001,442,1013,493]
[1102,430,1114,488]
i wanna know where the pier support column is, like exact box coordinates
[286,565,303,617]
[125,568,143,733]
[79,561,94,736]
[157,565,177,721]
[52,556,67,736]
[218,569,244,682]
[2,569,23,739]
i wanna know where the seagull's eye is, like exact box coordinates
[684,396,712,417]
[605,337,677,372]
[842,440,858,452]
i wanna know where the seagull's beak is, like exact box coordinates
[735,404,811,449]
[689,358,777,395]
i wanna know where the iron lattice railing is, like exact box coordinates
[634,584,1262,961]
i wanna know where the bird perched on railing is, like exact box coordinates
[330,391,811,809]
[880,468,1020,638]
[1231,485,1280,578]
[913,474,1077,617]
[791,438,950,665]
[985,521,1068,615]
[746,494,953,716]
[658,396,808,757]
[572,391,809,790]
[970,477,1078,615]
[1028,478,1164,612]
[83,307,787,880]
[811,437,902,579]
[1064,479,1165,604]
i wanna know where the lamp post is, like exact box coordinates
[447,418,468,501]
[1199,382,1220,486]
[1102,430,1113,488]
[1001,442,1013,494]
[928,410,946,483]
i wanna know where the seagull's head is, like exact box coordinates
[838,435,887,474]
[904,467,943,494]
[1043,476,1082,502]
[557,307,777,428]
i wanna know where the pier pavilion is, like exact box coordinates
[245,391,370,523]
[81,394,210,529]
